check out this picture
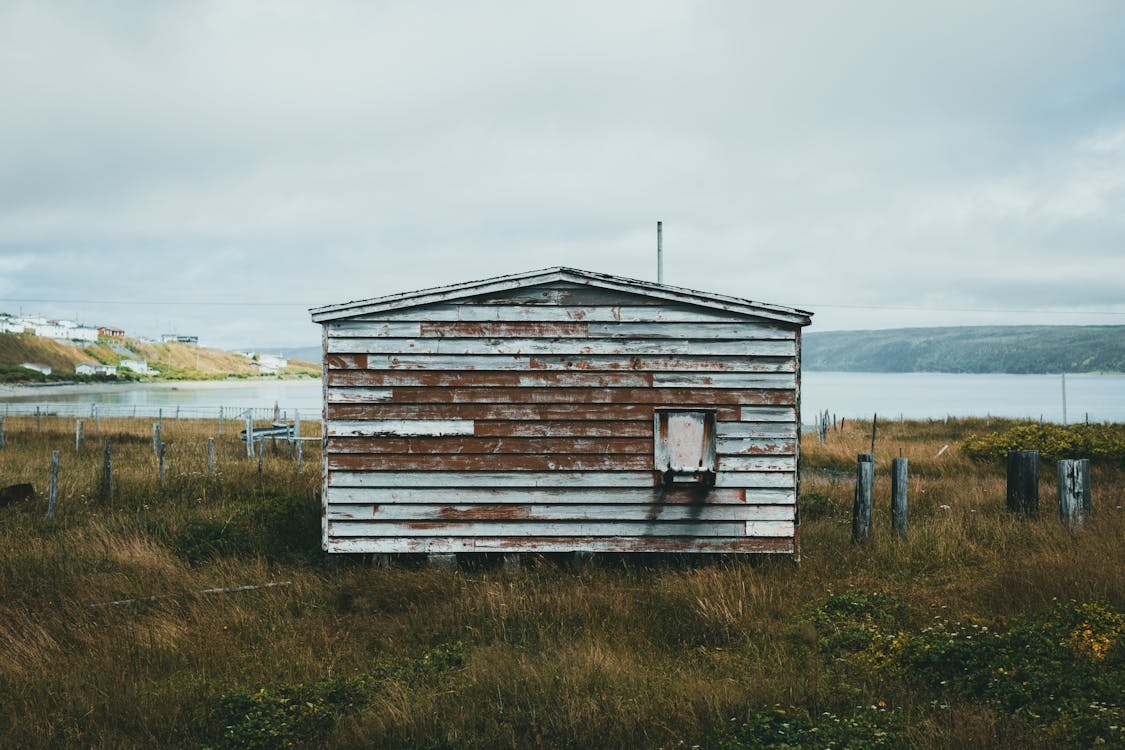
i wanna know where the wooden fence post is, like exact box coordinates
[1006,450,1039,516]
[76,419,83,453]
[870,414,878,457]
[101,438,112,501]
[153,422,161,456]
[246,412,254,458]
[257,440,264,474]
[852,453,874,543]
[36,405,41,433]
[208,438,216,479]
[158,408,163,435]
[891,457,908,535]
[0,415,5,449]
[93,403,99,432]
[48,450,60,519]
[158,442,166,485]
[1057,459,1091,527]
[218,407,223,436]
[296,440,303,474]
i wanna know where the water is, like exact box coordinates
[802,372,1125,423]
[1,373,1122,422]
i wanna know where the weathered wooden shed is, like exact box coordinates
[310,267,813,557]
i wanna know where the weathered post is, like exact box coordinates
[870,413,878,457]
[48,450,60,519]
[1006,450,1039,516]
[257,440,264,474]
[245,412,254,458]
[294,409,301,441]
[76,419,83,453]
[158,407,163,434]
[175,405,180,420]
[101,438,113,501]
[296,440,304,474]
[158,442,166,485]
[152,422,161,456]
[1057,458,1091,527]
[207,438,216,479]
[218,406,224,436]
[93,403,99,432]
[852,453,874,543]
[891,457,908,535]
[36,405,41,433]
[0,415,5,449]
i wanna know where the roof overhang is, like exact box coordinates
[309,267,812,326]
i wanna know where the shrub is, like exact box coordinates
[719,706,905,750]
[962,423,1125,464]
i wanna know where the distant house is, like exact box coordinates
[98,326,125,338]
[119,359,152,375]
[20,363,51,376]
[31,320,98,342]
[160,334,199,345]
[256,354,288,374]
[76,363,117,376]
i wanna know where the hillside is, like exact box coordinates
[0,333,318,382]
[804,325,1125,373]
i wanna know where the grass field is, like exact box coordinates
[0,415,1121,748]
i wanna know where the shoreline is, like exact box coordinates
[0,377,318,398]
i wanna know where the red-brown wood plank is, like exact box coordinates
[419,322,589,337]
[385,387,794,405]
[326,437,653,454]
[327,453,654,471]
[326,537,795,554]
[327,404,741,421]
[328,370,655,387]
[472,421,653,437]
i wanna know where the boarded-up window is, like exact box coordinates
[654,409,717,473]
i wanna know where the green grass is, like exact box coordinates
[0,415,1121,748]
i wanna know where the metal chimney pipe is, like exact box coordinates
[657,221,663,284]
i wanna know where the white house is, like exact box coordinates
[20,363,51,375]
[76,363,117,376]
[119,359,152,375]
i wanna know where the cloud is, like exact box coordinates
[0,0,1123,346]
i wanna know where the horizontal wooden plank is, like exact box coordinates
[652,372,796,389]
[473,421,653,437]
[327,337,796,357]
[326,354,796,373]
[717,438,797,455]
[326,436,652,455]
[350,304,782,324]
[327,520,795,538]
[717,422,798,438]
[324,487,795,505]
[327,471,795,489]
[329,370,655,388]
[326,404,739,421]
[326,536,796,554]
[327,504,795,522]
[328,454,654,471]
[458,284,665,307]
[585,323,793,340]
[326,420,474,437]
[716,456,796,472]
[326,387,393,404]
[738,407,797,422]
[380,386,794,406]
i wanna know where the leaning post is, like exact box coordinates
[101,438,113,502]
[1006,450,1039,516]
[852,453,874,543]
[47,450,60,519]
[891,457,908,535]
[1057,458,1091,528]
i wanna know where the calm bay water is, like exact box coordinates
[1,373,1122,422]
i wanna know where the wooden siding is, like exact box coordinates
[321,282,802,554]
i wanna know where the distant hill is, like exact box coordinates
[0,333,319,382]
[804,325,1125,374]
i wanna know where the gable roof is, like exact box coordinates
[309,267,812,326]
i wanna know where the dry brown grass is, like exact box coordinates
[0,415,1120,748]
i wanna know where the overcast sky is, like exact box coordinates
[1,1,1123,349]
